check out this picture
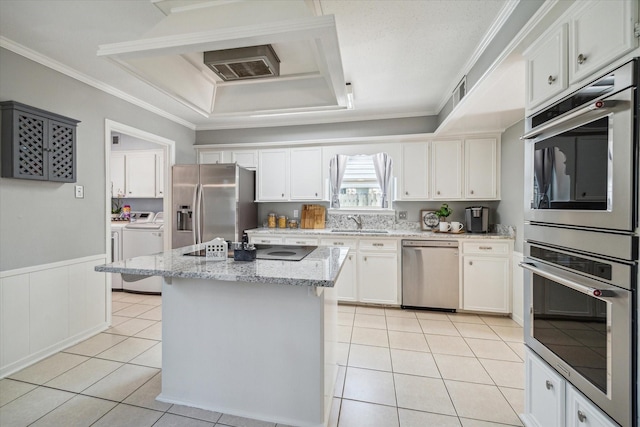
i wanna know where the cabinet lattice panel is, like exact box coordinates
[1,101,79,182]
[49,122,75,181]
[17,115,46,178]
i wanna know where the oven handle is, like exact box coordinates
[519,262,616,298]
[520,100,617,140]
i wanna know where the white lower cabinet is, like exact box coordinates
[461,241,511,313]
[358,239,399,305]
[524,350,618,427]
[525,350,566,427]
[321,238,358,302]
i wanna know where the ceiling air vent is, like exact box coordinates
[204,45,280,81]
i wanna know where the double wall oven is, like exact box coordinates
[522,59,638,427]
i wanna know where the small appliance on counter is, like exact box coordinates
[465,206,489,233]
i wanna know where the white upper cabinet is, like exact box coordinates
[111,152,125,197]
[198,150,224,164]
[111,150,164,199]
[432,140,462,200]
[257,148,290,201]
[465,138,498,199]
[125,152,157,198]
[290,147,323,200]
[524,24,568,109]
[400,142,429,200]
[231,150,257,169]
[569,0,637,84]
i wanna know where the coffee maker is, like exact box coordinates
[465,206,489,233]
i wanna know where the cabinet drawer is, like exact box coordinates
[320,238,358,249]
[250,236,284,245]
[462,241,509,255]
[359,239,398,251]
[284,237,319,246]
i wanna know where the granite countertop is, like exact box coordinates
[246,227,514,240]
[95,244,349,287]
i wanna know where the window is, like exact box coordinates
[329,153,393,209]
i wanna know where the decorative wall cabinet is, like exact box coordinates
[1,101,79,182]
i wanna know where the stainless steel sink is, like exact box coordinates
[330,229,389,234]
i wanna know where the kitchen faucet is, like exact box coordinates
[347,214,362,229]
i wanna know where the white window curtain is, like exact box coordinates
[329,154,349,208]
[372,152,393,208]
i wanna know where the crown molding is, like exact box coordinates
[0,36,196,130]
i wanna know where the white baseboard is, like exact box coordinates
[0,323,108,378]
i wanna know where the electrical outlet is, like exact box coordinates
[293,209,299,218]
[75,185,84,199]
[398,211,407,220]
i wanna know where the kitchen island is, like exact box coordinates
[96,244,348,427]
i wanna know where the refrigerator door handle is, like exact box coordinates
[195,183,203,244]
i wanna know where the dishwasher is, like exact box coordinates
[401,240,459,311]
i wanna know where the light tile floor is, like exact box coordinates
[0,292,525,427]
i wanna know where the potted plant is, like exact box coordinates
[434,203,453,222]
[111,197,122,219]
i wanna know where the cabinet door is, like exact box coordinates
[155,151,164,198]
[290,147,323,200]
[566,384,618,427]
[125,152,157,197]
[526,350,566,427]
[525,24,568,108]
[569,0,637,84]
[358,251,398,304]
[231,150,257,169]
[400,142,429,200]
[432,140,462,199]
[110,153,126,198]
[258,149,289,201]
[462,255,509,313]
[198,150,225,164]
[465,138,498,199]
[336,250,357,302]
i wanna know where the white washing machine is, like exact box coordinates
[122,212,164,294]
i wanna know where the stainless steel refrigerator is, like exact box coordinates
[172,163,257,248]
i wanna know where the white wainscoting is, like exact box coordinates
[0,255,110,377]
[511,251,524,326]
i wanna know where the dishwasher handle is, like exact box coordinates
[402,240,459,248]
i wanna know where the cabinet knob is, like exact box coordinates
[545,380,553,390]
[470,190,474,195]
[469,261,473,266]
[547,75,556,85]
[364,256,367,262]
[315,192,318,197]
[577,410,587,423]
[577,54,587,65]
[128,191,132,194]
[405,191,409,195]
[437,191,441,195]
[348,255,352,261]
[281,193,284,197]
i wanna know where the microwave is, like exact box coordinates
[523,60,638,232]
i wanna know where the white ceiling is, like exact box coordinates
[0,0,515,131]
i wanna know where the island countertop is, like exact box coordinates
[95,244,349,287]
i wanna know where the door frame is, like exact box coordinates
[104,119,176,262]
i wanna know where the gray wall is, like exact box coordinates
[0,48,195,271]
[495,119,525,252]
[196,116,438,145]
